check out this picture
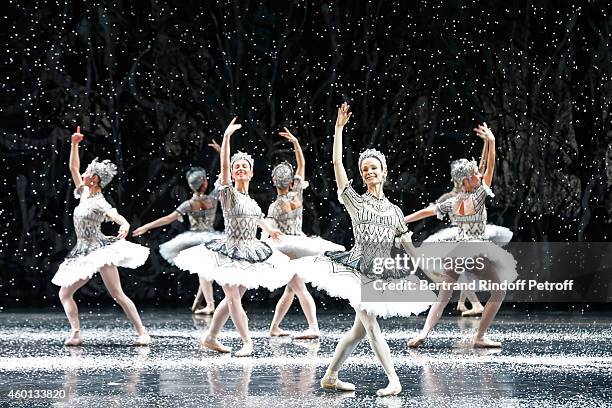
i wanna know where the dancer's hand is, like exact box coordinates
[71,126,84,144]
[117,223,130,239]
[224,117,242,138]
[278,127,298,143]
[474,122,494,141]
[208,139,221,153]
[268,228,284,242]
[132,225,149,237]
[335,102,352,128]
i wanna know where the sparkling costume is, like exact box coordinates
[263,175,345,258]
[294,181,434,318]
[158,189,224,264]
[174,185,292,290]
[418,182,517,285]
[52,186,150,287]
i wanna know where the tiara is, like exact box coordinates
[186,167,207,191]
[358,148,387,171]
[450,158,478,185]
[272,161,294,188]
[230,151,254,168]
[86,158,117,188]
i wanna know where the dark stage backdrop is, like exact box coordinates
[1,1,612,306]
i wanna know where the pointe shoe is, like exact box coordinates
[472,336,502,348]
[407,335,427,348]
[64,329,82,346]
[457,303,469,313]
[320,376,355,392]
[135,332,151,346]
[293,328,320,340]
[234,341,253,357]
[193,305,215,315]
[269,327,290,337]
[462,305,484,317]
[201,334,231,353]
[376,377,402,397]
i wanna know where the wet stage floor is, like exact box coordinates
[0,307,611,407]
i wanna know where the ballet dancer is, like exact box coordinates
[174,118,293,357]
[405,123,517,348]
[52,127,151,346]
[133,141,224,315]
[266,127,345,339]
[294,103,433,396]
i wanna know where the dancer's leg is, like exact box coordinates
[269,285,294,336]
[203,286,247,353]
[473,289,505,348]
[462,290,484,316]
[356,309,401,396]
[193,278,215,314]
[99,265,149,344]
[222,284,252,357]
[321,313,366,392]
[457,290,468,312]
[408,286,454,347]
[191,284,204,312]
[288,276,319,339]
[58,278,89,345]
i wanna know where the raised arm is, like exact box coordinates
[69,126,84,187]
[219,118,242,186]
[132,212,180,236]
[279,127,305,179]
[404,206,436,223]
[478,138,489,174]
[474,123,495,186]
[333,102,352,190]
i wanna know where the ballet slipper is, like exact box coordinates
[376,376,402,397]
[462,306,484,317]
[472,335,501,348]
[407,335,427,348]
[293,328,320,340]
[320,376,355,392]
[64,329,82,346]
[269,327,290,337]
[234,340,253,357]
[201,334,231,353]
[135,332,151,346]
[193,305,215,315]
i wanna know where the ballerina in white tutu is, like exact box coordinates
[174,118,292,357]
[424,136,513,317]
[53,127,151,346]
[294,103,433,396]
[265,128,345,339]
[405,123,517,348]
[133,141,224,315]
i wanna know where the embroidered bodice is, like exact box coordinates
[68,186,116,257]
[267,175,304,236]
[175,188,219,232]
[218,185,263,244]
[435,182,494,241]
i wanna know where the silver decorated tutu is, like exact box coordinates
[159,230,224,264]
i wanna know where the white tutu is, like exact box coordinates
[263,234,345,259]
[293,255,434,318]
[424,224,513,247]
[414,241,518,287]
[159,230,224,264]
[174,241,293,291]
[52,239,150,287]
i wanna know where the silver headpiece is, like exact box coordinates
[230,151,254,169]
[450,158,478,186]
[272,161,294,188]
[186,167,207,192]
[358,148,387,171]
[86,158,117,189]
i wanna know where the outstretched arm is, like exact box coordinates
[219,118,242,186]
[132,212,180,236]
[404,206,436,223]
[474,123,495,186]
[69,126,84,187]
[333,102,352,190]
[279,127,305,179]
[258,218,283,241]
